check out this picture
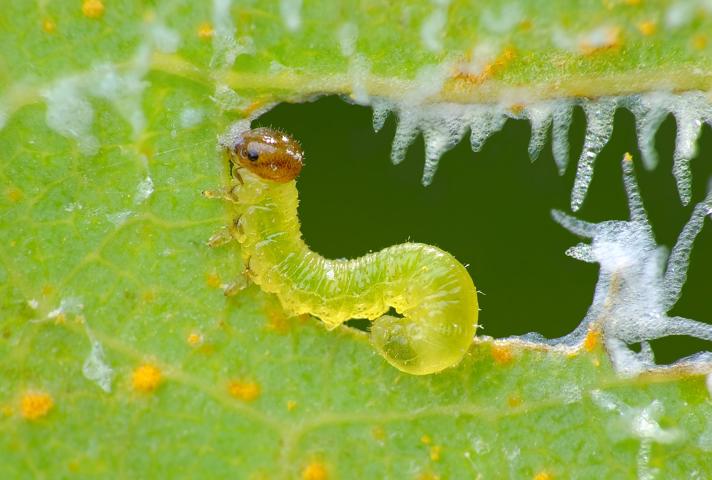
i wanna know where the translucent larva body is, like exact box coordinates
[213,127,479,375]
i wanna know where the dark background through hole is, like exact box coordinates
[255,96,712,365]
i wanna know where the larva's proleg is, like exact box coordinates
[210,126,479,375]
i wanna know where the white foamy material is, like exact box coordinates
[337,22,358,57]
[371,100,392,132]
[82,339,114,393]
[89,63,149,139]
[107,210,133,226]
[134,176,154,204]
[43,79,99,155]
[468,105,507,152]
[591,391,682,479]
[280,0,302,32]
[549,155,712,375]
[371,91,711,207]
[149,23,181,54]
[348,54,371,104]
[421,104,471,184]
[669,92,712,205]
[47,297,84,319]
[551,102,573,174]
[627,93,671,170]
[420,0,450,52]
[525,103,553,161]
[179,107,205,128]
[665,1,696,29]
[211,0,254,68]
[211,84,244,111]
[480,3,523,34]
[571,98,617,211]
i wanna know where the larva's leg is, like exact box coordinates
[207,216,245,248]
[224,274,250,296]
[224,256,253,296]
[207,227,234,248]
[201,182,242,204]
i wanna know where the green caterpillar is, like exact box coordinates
[205,126,479,375]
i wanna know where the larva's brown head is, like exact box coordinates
[227,127,304,183]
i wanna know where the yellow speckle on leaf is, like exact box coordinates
[21,391,54,420]
[302,461,328,480]
[5,186,23,203]
[198,22,214,39]
[636,20,656,36]
[205,272,221,289]
[82,0,104,19]
[533,471,553,480]
[187,331,203,347]
[42,19,56,33]
[418,471,440,480]
[429,445,442,462]
[625,0,641,5]
[141,288,157,303]
[491,344,513,365]
[287,400,298,411]
[420,434,432,445]
[372,425,385,441]
[132,364,162,393]
[1,404,14,417]
[228,380,261,402]
[53,313,67,325]
[693,34,708,50]
[507,394,523,408]
[584,329,601,352]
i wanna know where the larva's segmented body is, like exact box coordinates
[208,127,478,375]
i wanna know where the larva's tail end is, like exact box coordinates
[370,314,473,375]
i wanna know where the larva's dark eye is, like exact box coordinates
[247,149,259,161]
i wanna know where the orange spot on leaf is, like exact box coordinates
[21,391,54,420]
[429,445,442,462]
[42,19,56,33]
[302,462,328,480]
[491,344,513,365]
[198,22,214,39]
[187,331,203,347]
[82,0,105,19]
[132,364,162,393]
[636,20,657,36]
[228,379,261,402]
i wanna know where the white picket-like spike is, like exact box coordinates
[672,112,702,205]
[668,92,712,205]
[571,97,617,211]
[526,103,553,162]
[628,93,670,170]
[469,106,506,152]
[372,100,391,132]
[421,108,470,185]
[552,102,573,175]
[390,106,419,165]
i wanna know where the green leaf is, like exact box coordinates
[2,0,712,478]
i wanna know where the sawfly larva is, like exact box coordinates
[205,126,479,375]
